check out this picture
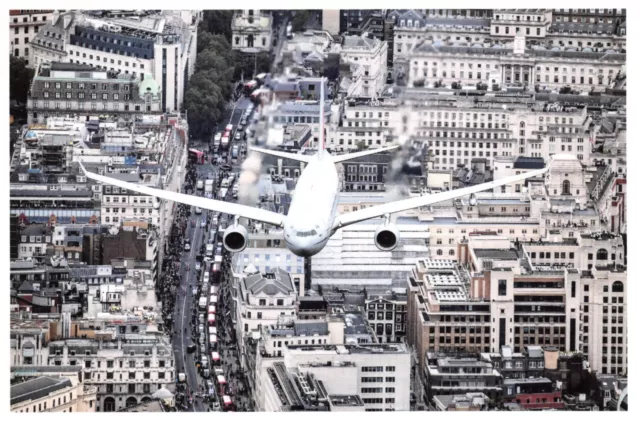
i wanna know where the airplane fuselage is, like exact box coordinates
[283,151,340,257]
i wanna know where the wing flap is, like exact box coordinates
[80,163,285,227]
[333,167,548,229]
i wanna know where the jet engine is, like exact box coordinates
[374,223,400,251]
[223,223,248,253]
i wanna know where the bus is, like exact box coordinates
[217,376,227,396]
[188,148,205,164]
[222,395,234,411]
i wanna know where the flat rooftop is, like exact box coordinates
[474,248,520,260]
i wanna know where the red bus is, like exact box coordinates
[188,149,205,164]
[222,395,234,411]
[217,375,227,396]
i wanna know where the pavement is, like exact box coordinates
[169,95,254,412]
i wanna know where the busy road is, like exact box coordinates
[163,94,255,411]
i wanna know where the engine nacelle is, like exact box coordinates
[223,224,248,253]
[374,224,400,251]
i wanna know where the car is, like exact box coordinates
[225,124,233,132]
[220,164,232,171]
[234,132,242,140]
[201,220,206,228]
[196,261,201,271]
[184,242,191,251]
[187,344,197,353]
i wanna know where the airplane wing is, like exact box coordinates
[331,145,400,163]
[249,147,311,163]
[79,163,285,227]
[333,167,548,230]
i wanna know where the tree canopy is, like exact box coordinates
[291,10,315,32]
[184,13,239,138]
[10,56,35,105]
[198,10,234,43]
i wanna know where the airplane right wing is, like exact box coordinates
[80,163,285,227]
[333,167,548,230]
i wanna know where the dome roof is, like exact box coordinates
[152,387,174,399]
[138,75,160,97]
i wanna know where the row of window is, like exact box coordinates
[361,387,396,393]
[104,196,150,204]
[17,392,72,413]
[33,102,142,112]
[360,366,396,372]
[361,377,396,383]
[40,92,130,101]
[104,208,154,215]
[68,50,147,69]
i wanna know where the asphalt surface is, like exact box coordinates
[169,96,253,412]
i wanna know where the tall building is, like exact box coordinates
[338,34,388,98]
[10,9,53,66]
[261,343,411,411]
[27,63,162,124]
[30,10,198,113]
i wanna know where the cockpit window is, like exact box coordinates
[295,230,317,237]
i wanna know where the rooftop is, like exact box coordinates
[11,376,72,406]
[474,248,520,260]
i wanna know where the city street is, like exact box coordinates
[169,94,255,411]
[171,209,206,411]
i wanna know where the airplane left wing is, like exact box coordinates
[331,145,399,163]
[80,163,285,227]
[333,167,548,230]
[249,147,311,163]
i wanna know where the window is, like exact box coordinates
[562,180,571,195]
[498,279,507,296]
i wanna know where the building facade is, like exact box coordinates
[10,10,53,65]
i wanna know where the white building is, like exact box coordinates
[47,324,175,412]
[580,266,626,375]
[31,10,199,113]
[235,268,298,365]
[404,42,624,93]
[10,372,97,413]
[276,343,411,412]
[17,224,52,260]
[338,34,388,98]
[231,10,273,52]
[10,9,53,65]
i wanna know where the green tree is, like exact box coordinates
[10,56,35,105]
[233,51,271,81]
[291,10,315,32]
[184,72,227,138]
[198,10,234,42]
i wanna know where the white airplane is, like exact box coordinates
[80,81,548,257]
